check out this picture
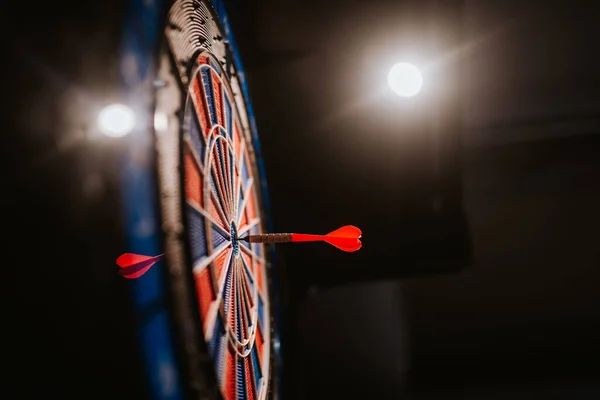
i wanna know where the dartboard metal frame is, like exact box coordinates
[119,0,281,399]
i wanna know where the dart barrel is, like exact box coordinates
[248,233,293,243]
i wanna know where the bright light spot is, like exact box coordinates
[154,112,169,132]
[387,62,423,98]
[97,104,135,137]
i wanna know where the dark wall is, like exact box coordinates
[406,135,600,386]
[2,2,147,398]
[404,0,600,393]
[463,0,600,144]
[225,1,469,398]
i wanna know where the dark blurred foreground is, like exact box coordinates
[3,0,600,399]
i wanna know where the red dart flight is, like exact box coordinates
[116,253,164,279]
[296,225,362,252]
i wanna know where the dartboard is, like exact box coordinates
[150,1,278,399]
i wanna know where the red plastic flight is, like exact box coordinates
[292,225,362,252]
[245,225,362,252]
[116,253,164,279]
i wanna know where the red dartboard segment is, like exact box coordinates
[245,357,256,400]
[224,345,237,399]
[212,70,224,127]
[194,267,216,323]
[190,75,211,142]
[220,138,234,216]
[239,208,249,231]
[211,146,231,219]
[209,171,229,225]
[228,262,238,334]
[255,260,264,294]
[233,121,242,157]
[197,53,210,67]
[221,139,233,208]
[247,191,258,221]
[213,247,232,286]
[184,145,203,206]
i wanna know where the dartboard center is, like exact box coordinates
[230,221,240,257]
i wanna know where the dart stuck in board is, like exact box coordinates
[240,225,362,252]
[116,225,361,278]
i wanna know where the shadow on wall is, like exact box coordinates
[294,281,408,400]
[404,135,600,389]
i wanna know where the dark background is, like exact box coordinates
[4,0,600,399]
[230,0,600,398]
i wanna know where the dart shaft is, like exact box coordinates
[248,233,293,243]
[290,234,324,242]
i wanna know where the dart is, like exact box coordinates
[116,253,164,279]
[239,225,362,252]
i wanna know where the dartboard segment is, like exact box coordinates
[190,76,212,143]
[184,143,203,207]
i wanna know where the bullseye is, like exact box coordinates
[230,222,239,257]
